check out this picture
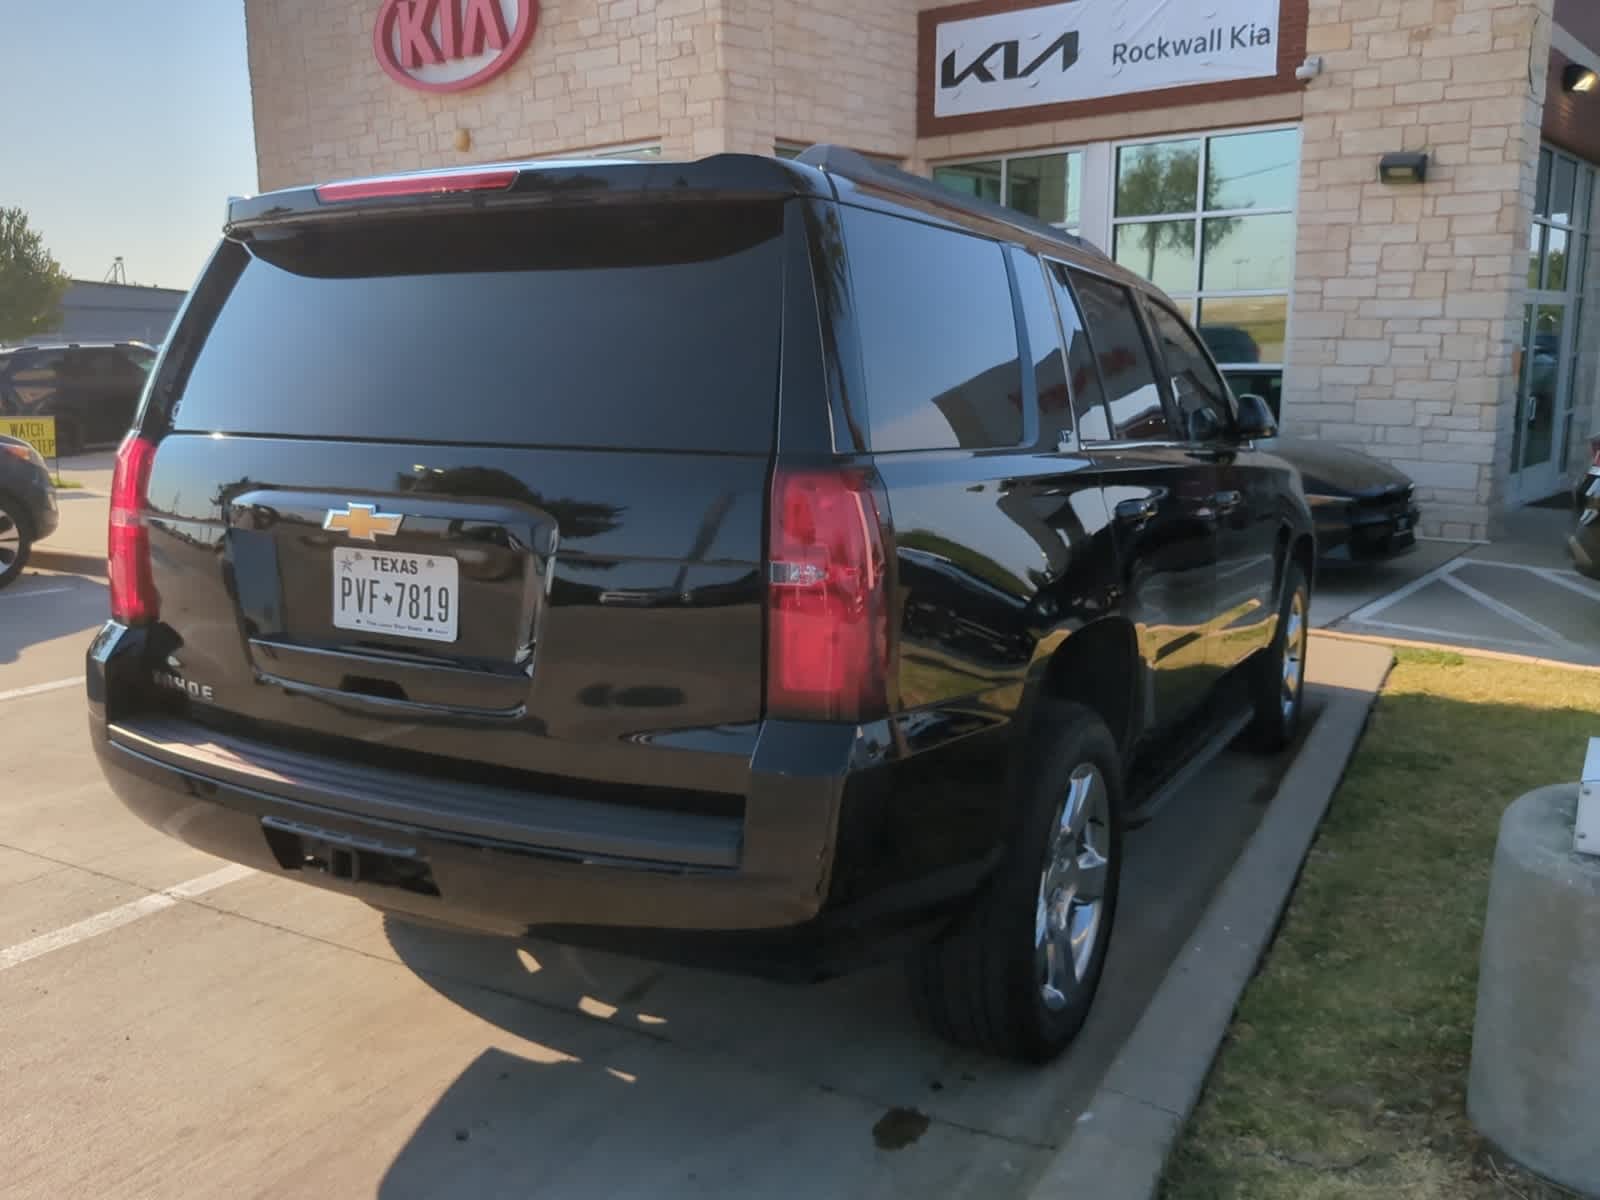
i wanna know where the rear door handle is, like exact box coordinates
[1212,490,1243,515]
[1115,496,1160,526]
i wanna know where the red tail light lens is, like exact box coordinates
[766,468,891,722]
[315,169,518,203]
[109,434,159,624]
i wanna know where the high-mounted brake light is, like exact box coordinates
[109,433,159,624]
[766,469,892,723]
[315,168,518,204]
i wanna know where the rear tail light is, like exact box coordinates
[315,168,518,203]
[109,433,159,624]
[766,468,891,722]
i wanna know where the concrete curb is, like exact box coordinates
[1027,635,1395,1199]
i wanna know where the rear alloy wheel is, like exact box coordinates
[0,496,31,589]
[909,700,1123,1062]
[1248,561,1310,751]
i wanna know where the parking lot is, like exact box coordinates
[0,457,1372,1199]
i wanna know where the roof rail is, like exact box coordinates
[793,144,1106,259]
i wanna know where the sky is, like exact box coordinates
[0,1,258,291]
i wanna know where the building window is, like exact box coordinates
[933,151,1084,234]
[1112,128,1299,396]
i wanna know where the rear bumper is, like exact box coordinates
[87,623,992,977]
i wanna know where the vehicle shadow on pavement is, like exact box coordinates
[372,713,1310,1198]
[0,578,106,664]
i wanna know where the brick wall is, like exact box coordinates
[248,0,923,180]
[248,0,679,190]
[1284,0,1553,539]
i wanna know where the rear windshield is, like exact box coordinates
[167,203,786,454]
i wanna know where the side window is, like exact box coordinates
[1147,302,1232,442]
[1067,270,1171,442]
[1007,248,1069,446]
[1045,262,1112,443]
[843,207,1024,452]
[10,350,64,387]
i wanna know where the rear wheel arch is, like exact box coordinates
[1030,618,1141,756]
[1273,524,1316,603]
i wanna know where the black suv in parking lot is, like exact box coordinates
[0,341,158,455]
[89,149,1314,1062]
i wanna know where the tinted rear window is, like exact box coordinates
[841,207,1023,453]
[168,204,786,453]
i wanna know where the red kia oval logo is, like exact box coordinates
[374,0,538,94]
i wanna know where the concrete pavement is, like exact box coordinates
[0,615,1351,1197]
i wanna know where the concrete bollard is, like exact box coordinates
[1469,784,1600,1196]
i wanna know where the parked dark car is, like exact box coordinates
[87,148,1315,1062]
[1569,444,1600,580]
[1262,437,1420,564]
[0,433,59,588]
[0,341,158,455]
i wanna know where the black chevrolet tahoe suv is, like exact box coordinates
[89,148,1315,1062]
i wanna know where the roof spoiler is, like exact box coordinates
[223,155,833,236]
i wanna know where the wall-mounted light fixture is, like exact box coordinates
[1565,63,1599,94]
[1378,152,1430,184]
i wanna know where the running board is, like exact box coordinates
[1122,709,1253,829]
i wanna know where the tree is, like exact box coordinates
[0,208,70,344]
[1116,146,1240,287]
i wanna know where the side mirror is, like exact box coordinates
[1235,393,1278,441]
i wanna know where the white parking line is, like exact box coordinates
[1344,558,1463,625]
[1440,573,1582,651]
[0,585,78,601]
[0,676,85,703]
[0,863,256,973]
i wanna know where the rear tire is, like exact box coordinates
[908,700,1123,1063]
[0,495,31,589]
[1247,561,1310,752]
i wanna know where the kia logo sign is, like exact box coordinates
[374,0,538,94]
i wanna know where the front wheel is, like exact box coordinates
[909,701,1123,1063]
[1247,561,1310,751]
[0,496,31,589]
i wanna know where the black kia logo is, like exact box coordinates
[941,30,1080,89]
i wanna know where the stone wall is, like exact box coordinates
[1285,0,1553,539]
[246,0,925,187]
[248,0,678,190]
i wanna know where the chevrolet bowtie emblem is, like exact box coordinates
[323,503,403,541]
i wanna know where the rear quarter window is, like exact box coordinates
[841,207,1023,453]
[165,203,787,455]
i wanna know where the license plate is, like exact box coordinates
[333,548,459,643]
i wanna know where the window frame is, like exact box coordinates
[930,147,1088,236]
[1140,295,1239,446]
[930,121,1301,395]
[1109,124,1300,375]
[1060,263,1181,448]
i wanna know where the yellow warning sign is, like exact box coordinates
[0,417,56,460]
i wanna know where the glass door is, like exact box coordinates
[1516,148,1594,501]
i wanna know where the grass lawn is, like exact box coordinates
[1163,648,1600,1200]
